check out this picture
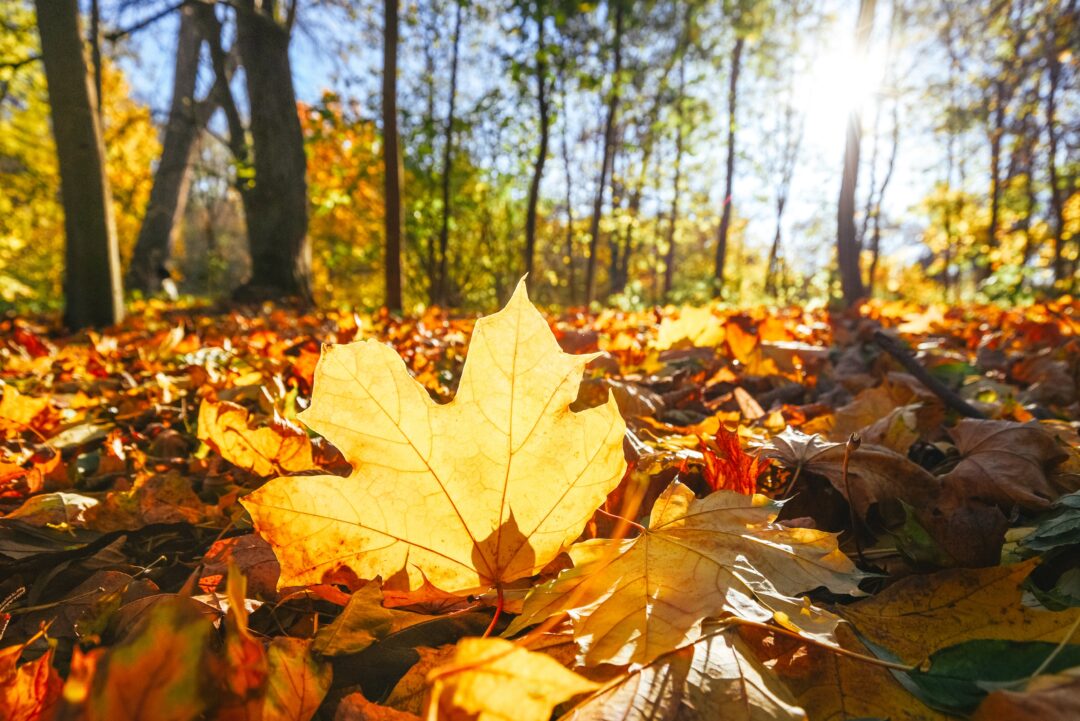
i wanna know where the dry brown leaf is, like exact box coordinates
[242,280,626,595]
[198,399,315,477]
[764,427,941,519]
[508,482,864,667]
[426,637,598,721]
[941,419,1070,511]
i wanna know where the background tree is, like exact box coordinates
[383,0,404,310]
[34,0,123,328]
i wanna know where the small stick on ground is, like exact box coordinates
[872,330,987,419]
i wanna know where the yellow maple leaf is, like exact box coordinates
[508,482,865,667]
[426,638,598,721]
[198,399,315,477]
[241,280,626,595]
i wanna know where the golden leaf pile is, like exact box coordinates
[1,291,1078,721]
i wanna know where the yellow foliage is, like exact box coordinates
[425,638,598,721]
[0,32,158,308]
[242,280,627,594]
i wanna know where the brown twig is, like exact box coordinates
[872,330,986,419]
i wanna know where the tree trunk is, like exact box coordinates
[524,10,549,282]
[436,1,462,306]
[127,4,205,296]
[383,0,404,311]
[1045,31,1067,287]
[232,0,311,304]
[982,78,1005,283]
[656,62,682,302]
[714,35,743,295]
[836,0,875,306]
[35,0,124,329]
[561,72,576,305]
[583,0,624,306]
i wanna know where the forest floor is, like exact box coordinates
[1,293,1078,720]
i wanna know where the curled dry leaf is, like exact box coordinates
[426,637,598,721]
[508,483,864,667]
[764,427,941,519]
[941,419,1070,511]
[242,280,627,595]
[198,399,315,477]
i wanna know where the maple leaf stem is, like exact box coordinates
[482,585,505,638]
[595,507,647,533]
[841,433,867,567]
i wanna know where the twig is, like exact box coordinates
[872,330,986,419]
[842,433,867,567]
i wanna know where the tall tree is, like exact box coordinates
[35,0,123,328]
[383,0,404,310]
[583,0,625,306]
[663,52,687,300]
[523,2,551,281]
[232,0,312,303]
[836,0,875,306]
[127,5,217,296]
[713,35,744,294]
[435,0,463,305]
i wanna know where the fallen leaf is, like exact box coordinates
[0,641,61,721]
[86,597,214,721]
[198,399,316,477]
[746,623,952,721]
[560,627,806,721]
[764,427,940,519]
[313,584,408,657]
[972,671,1080,721]
[426,637,598,721]
[508,482,864,667]
[335,693,421,721]
[242,280,627,594]
[838,560,1080,665]
[261,638,332,721]
[941,420,1069,511]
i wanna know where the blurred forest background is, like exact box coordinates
[0,0,1077,328]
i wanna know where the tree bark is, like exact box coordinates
[560,65,576,305]
[663,100,684,301]
[383,0,404,311]
[35,0,124,329]
[232,0,312,304]
[524,9,549,282]
[583,0,624,306]
[127,4,205,296]
[867,100,899,295]
[435,1,463,306]
[714,35,743,295]
[836,0,875,306]
[1045,23,1067,287]
[982,78,1005,283]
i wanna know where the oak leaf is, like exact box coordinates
[426,637,598,721]
[508,482,864,667]
[242,280,627,595]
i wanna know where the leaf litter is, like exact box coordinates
[0,287,1077,720]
